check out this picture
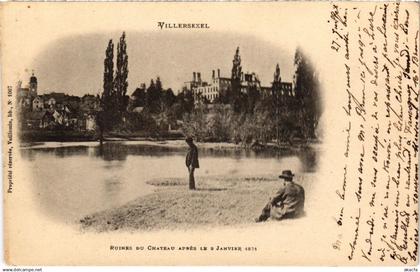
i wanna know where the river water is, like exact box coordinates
[20,141,318,223]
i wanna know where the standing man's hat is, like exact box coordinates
[185,137,193,143]
[279,170,294,179]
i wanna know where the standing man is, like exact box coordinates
[255,170,305,222]
[185,137,199,190]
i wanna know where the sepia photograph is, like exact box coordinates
[16,31,320,232]
[1,1,419,267]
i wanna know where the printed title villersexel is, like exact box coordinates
[157,22,210,30]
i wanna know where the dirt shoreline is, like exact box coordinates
[79,173,316,232]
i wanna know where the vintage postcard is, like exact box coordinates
[1,1,419,266]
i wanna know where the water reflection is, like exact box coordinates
[21,142,318,172]
[20,141,318,222]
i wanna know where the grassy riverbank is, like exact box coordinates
[79,173,316,232]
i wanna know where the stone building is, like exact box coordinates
[17,72,38,110]
[192,69,230,102]
[184,68,293,103]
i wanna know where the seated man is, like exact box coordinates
[256,170,305,222]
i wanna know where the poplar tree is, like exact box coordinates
[101,39,115,114]
[230,46,243,112]
[114,32,129,114]
[293,47,321,139]
[272,63,281,144]
[97,39,115,142]
[231,46,242,90]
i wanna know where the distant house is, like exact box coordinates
[20,97,32,110]
[66,96,81,112]
[47,97,55,105]
[25,111,48,129]
[17,81,30,110]
[80,94,100,112]
[68,111,79,128]
[42,111,55,129]
[52,110,64,125]
[77,113,96,131]
[41,92,66,110]
[18,88,30,103]
[32,96,44,111]
[85,115,96,131]
[18,87,30,100]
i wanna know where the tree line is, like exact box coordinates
[183,47,321,145]
[97,33,321,145]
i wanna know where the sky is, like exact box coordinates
[25,31,296,96]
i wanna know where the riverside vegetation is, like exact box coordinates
[96,32,322,147]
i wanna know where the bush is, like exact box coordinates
[181,104,275,144]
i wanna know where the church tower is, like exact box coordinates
[29,71,37,97]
